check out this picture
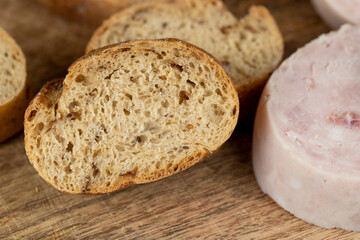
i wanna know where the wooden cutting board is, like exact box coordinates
[0,0,357,238]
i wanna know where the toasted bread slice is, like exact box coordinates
[24,39,239,194]
[37,0,155,26]
[0,27,31,143]
[86,0,284,121]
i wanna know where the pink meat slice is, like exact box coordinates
[252,25,360,231]
[312,0,360,28]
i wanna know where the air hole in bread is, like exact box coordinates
[136,135,147,144]
[65,164,72,174]
[55,134,64,143]
[28,110,37,122]
[36,138,41,148]
[53,103,59,117]
[170,63,183,72]
[129,76,137,83]
[184,124,193,131]
[161,100,169,108]
[66,142,74,152]
[204,90,213,97]
[36,122,44,132]
[67,112,80,120]
[123,109,130,115]
[89,88,98,97]
[124,93,133,100]
[173,165,179,171]
[112,101,118,109]
[68,101,80,111]
[100,124,108,134]
[179,91,190,104]
[186,80,196,87]
[92,164,100,177]
[106,169,112,176]
[75,75,86,83]
[173,48,180,57]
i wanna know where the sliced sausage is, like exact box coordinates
[312,0,360,28]
[253,25,360,231]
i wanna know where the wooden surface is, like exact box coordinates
[0,0,357,239]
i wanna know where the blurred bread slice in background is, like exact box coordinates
[0,27,31,142]
[36,0,157,26]
[87,0,284,123]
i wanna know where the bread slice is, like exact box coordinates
[0,27,31,143]
[86,0,284,121]
[24,39,239,194]
[36,0,155,26]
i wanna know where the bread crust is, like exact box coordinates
[24,39,239,194]
[0,28,32,143]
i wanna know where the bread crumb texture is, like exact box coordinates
[87,0,284,99]
[25,39,239,194]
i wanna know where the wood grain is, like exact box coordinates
[0,0,358,239]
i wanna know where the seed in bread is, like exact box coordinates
[24,39,239,194]
[86,0,284,121]
[0,27,31,143]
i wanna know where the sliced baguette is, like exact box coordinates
[36,0,155,26]
[24,39,239,194]
[86,0,284,121]
[0,27,31,143]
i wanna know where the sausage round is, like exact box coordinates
[253,25,360,231]
[312,0,360,29]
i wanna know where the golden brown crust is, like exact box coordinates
[24,39,239,194]
[36,0,133,26]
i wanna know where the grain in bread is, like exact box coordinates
[0,27,31,143]
[24,39,239,194]
[86,0,284,121]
